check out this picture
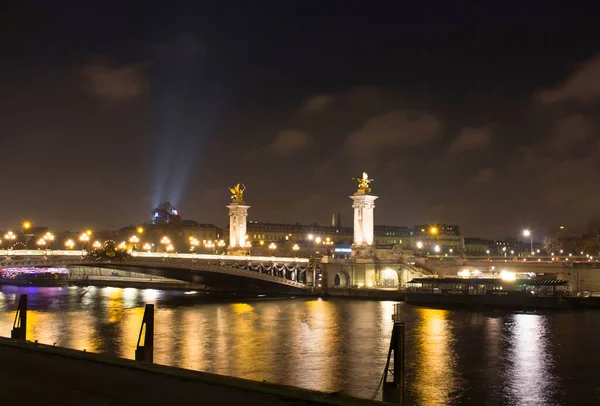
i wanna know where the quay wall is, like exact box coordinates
[0,338,385,406]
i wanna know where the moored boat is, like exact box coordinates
[406,276,571,309]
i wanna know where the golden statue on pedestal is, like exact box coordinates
[353,172,373,194]
[229,183,246,204]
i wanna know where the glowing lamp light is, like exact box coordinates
[65,239,75,249]
[416,241,424,249]
[292,244,300,251]
[500,270,516,281]
[434,245,441,253]
[143,243,152,251]
[307,234,314,241]
[93,241,102,249]
[458,269,470,278]
[429,226,438,235]
[23,221,31,230]
[523,229,531,237]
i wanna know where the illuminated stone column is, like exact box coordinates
[350,193,378,257]
[227,203,250,251]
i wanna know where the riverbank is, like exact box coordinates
[0,338,384,405]
[325,288,405,300]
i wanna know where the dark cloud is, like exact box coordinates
[449,127,493,154]
[552,114,594,152]
[266,129,313,156]
[300,95,334,113]
[537,55,600,104]
[80,57,146,100]
[343,110,442,157]
[472,167,495,184]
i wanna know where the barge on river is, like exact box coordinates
[406,277,570,309]
[0,267,69,287]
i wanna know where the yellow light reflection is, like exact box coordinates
[227,302,260,377]
[411,308,462,406]
[119,306,145,360]
[288,299,340,392]
[231,303,254,314]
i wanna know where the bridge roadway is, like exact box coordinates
[0,250,312,293]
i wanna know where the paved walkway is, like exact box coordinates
[0,340,381,406]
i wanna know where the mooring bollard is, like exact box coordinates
[382,303,405,404]
[11,294,27,340]
[135,304,154,362]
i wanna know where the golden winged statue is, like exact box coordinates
[229,183,246,204]
[353,172,373,194]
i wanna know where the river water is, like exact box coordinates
[0,285,598,405]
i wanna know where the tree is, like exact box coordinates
[151,202,181,224]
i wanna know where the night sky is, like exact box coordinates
[2,1,600,239]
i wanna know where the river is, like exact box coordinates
[0,285,598,405]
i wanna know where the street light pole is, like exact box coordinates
[523,229,533,257]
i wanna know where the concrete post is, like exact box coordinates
[350,193,378,258]
[227,203,250,252]
[11,294,27,340]
[135,304,154,363]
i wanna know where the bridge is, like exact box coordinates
[0,250,317,293]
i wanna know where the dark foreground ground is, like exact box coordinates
[0,339,383,406]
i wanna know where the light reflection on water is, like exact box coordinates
[0,285,598,405]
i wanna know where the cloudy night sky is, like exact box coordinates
[2,1,600,238]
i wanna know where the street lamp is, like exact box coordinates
[269,242,277,252]
[293,243,300,255]
[137,227,144,234]
[4,231,16,248]
[93,241,102,249]
[143,243,152,252]
[166,244,174,252]
[65,239,75,250]
[522,229,533,256]
[79,232,90,249]
[129,235,140,250]
[434,245,441,253]
[44,232,54,249]
[36,238,46,248]
[22,221,31,232]
[416,241,423,249]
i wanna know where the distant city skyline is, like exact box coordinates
[2,1,600,237]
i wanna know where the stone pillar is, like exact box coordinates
[227,203,250,253]
[350,192,378,258]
